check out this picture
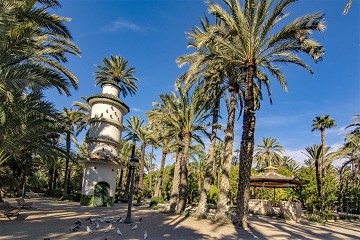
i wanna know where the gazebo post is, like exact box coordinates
[273,187,275,201]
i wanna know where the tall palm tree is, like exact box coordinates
[94,55,138,98]
[0,91,66,196]
[0,0,80,100]
[204,0,325,227]
[176,16,243,220]
[125,116,155,204]
[254,137,284,169]
[150,88,210,213]
[172,88,210,214]
[61,107,82,199]
[148,93,182,212]
[312,115,336,210]
[303,144,323,199]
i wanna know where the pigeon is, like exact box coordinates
[74,219,81,226]
[144,231,148,239]
[90,218,97,223]
[131,224,138,230]
[87,226,93,233]
[95,222,100,229]
[138,217,143,222]
[105,217,112,223]
[117,228,123,235]
[113,217,122,223]
[71,225,80,231]
[109,223,114,229]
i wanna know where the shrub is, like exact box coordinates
[305,213,325,223]
[150,196,164,207]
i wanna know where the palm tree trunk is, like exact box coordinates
[154,147,167,197]
[216,88,236,221]
[170,143,183,212]
[237,64,256,229]
[149,146,154,195]
[118,169,124,195]
[136,142,146,205]
[176,132,191,214]
[62,131,71,199]
[315,157,321,199]
[195,98,219,218]
[123,165,131,201]
[321,128,326,211]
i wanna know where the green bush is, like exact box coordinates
[305,213,325,223]
[150,196,164,207]
[208,185,219,204]
[279,212,291,221]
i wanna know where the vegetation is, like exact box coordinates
[0,0,358,230]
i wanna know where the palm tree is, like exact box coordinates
[72,96,91,133]
[176,16,242,220]
[62,107,82,199]
[303,144,323,200]
[343,0,352,15]
[125,116,155,204]
[0,91,66,196]
[204,0,325,227]
[148,93,182,212]
[172,88,210,214]
[94,55,138,98]
[152,129,175,198]
[312,115,336,210]
[149,88,210,213]
[254,137,284,169]
[0,0,80,100]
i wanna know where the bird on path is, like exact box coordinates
[95,222,100,229]
[74,219,81,226]
[131,224,138,230]
[109,223,114,229]
[113,217,122,223]
[86,226,93,233]
[71,225,80,232]
[117,228,123,235]
[138,217,143,222]
[144,231,148,239]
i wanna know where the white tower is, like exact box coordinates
[80,83,129,206]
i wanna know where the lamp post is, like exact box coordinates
[124,138,139,224]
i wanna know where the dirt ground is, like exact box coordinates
[0,194,359,240]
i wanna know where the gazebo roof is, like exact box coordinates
[250,166,308,188]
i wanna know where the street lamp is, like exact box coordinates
[124,139,139,224]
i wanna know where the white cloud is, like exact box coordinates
[103,19,142,32]
[131,107,144,112]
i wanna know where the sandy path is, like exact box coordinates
[0,196,359,240]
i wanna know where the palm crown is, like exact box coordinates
[94,55,138,98]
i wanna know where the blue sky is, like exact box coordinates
[48,0,359,167]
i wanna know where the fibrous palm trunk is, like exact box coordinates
[63,131,71,199]
[216,88,236,221]
[123,165,131,201]
[176,132,191,214]
[169,143,183,212]
[320,129,326,211]
[137,142,146,205]
[237,64,256,229]
[195,98,219,218]
[154,147,167,197]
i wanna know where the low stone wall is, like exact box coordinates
[280,201,302,221]
[249,199,273,215]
